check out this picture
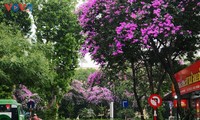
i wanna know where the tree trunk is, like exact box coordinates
[144,60,166,120]
[150,40,183,118]
[131,61,145,120]
[48,95,57,108]
[165,66,183,118]
[144,61,154,93]
[157,73,166,94]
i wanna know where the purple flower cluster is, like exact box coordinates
[86,86,114,105]
[86,71,114,105]
[87,71,103,86]
[124,90,134,98]
[78,0,116,56]
[14,84,41,109]
[71,80,87,98]
[64,79,114,105]
[14,85,32,101]
[77,0,197,65]
[63,80,86,105]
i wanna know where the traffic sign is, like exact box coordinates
[122,100,128,108]
[27,100,35,109]
[148,94,162,109]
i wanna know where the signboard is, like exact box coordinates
[27,100,35,109]
[148,94,162,109]
[173,60,200,95]
[122,100,128,108]
[173,99,187,108]
[148,94,162,120]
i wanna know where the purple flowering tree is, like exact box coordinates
[86,86,114,105]
[77,0,199,118]
[87,71,104,87]
[14,84,41,110]
[59,80,88,118]
[60,78,114,118]
[86,86,114,118]
[86,71,114,117]
[86,71,114,104]
[70,80,88,100]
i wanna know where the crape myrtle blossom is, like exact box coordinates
[86,86,114,105]
[78,0,116,56]
[87,71,104,86]
[64,79,114,105]
[14,84,41,109]
[63,80,87,105]
[77,0,198,65]
[71,80,87,98]
[86,71,114,105]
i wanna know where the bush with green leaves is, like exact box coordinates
[79,108,96,119]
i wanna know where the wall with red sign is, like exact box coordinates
[174,60,200,95]
[173,99,187,108]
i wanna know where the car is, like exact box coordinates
[0,99,25,120]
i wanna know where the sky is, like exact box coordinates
[76,0,99,69]
[79,53,99,68]
[76,0,84,8]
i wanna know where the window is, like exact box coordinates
[0,105,11,112]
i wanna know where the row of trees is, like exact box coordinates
[0,0,199,119]
[0,0,83,119]
[60,67,172,119]
[77,0,199,119]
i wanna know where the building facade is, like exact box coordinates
[172,60,200,119]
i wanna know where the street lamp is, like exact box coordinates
[174,95,179,120]
[174,95,178,99]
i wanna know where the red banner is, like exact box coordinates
[174,60,200,95]
[179,81,200,95]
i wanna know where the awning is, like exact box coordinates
[163,92,173,101]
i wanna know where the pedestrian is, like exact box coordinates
[32,113,42,120]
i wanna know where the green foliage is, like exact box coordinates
[4,0,81,102]
[0,2,31,35]
[32,1,83,96]
[0,23,27,94]
[0,23,55,99]
[73,68,96,81]
[0,0,85,118]
[0,1,83,118]
[116,108,135,119]
[0,85,12,98]
[79,108,96,119]
[37,103,58,120]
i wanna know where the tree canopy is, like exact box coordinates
[0,23,55,98]
[77,0,199,119]
[0,1,84,115]
[77,0,199,66]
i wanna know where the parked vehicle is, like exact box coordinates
[0,99,25,120]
